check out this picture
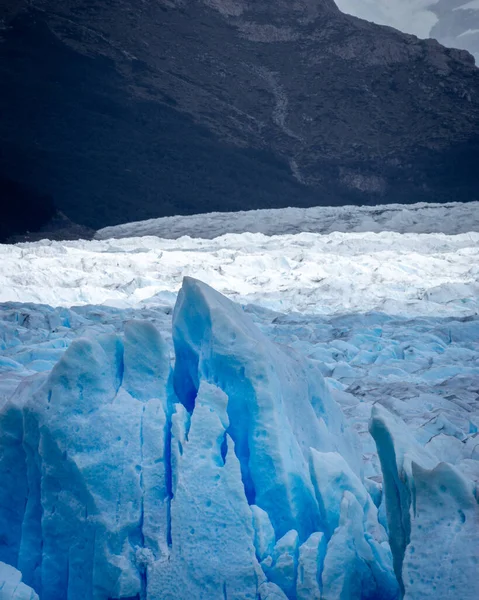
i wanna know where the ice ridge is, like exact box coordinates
[0,278,476,599]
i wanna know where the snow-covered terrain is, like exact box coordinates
[4,210,479,317]
[96,201,479,240]
[0,203,478,599]
[335,0,479,60]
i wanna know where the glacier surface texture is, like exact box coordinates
[0,204,478,599]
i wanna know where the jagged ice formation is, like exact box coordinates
[0,278,477,599]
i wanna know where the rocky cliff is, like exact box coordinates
[0,0,478,233]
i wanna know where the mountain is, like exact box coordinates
[0,177,56,242]
[0,0,479,236]
[336,0,479,62]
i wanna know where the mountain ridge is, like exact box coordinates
[0,0,478,235]
[336,0,479,61]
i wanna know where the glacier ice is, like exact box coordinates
[0,273,477,599]
[172,277,363,540]
[296,532,325,600]
[402,462,479,600]
[0,278,398,599]
[2,224,479,318]
[150,381,261,599]
[370,404,479,599]
[309,451,398,600]
[0,562,39,600]
[94,201,479,240]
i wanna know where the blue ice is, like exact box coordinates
[0,278,476,599]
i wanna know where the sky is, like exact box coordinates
[335,0,439,38]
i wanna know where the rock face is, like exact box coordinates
[0,0,478,233]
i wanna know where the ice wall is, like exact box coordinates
[0,278,475,599]
[370,405,479,599]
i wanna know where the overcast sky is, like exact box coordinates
[335,0,439,38]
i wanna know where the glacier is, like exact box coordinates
[0,279,400,599]
[0,203,478,599]
[0,563,39,600]
[94,201,479,241]
[1,227,479,317]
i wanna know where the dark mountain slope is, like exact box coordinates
[0,0,478,234]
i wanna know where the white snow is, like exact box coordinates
[96,201,479,240]
[1,229,478,317]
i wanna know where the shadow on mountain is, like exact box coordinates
[0,178,56,243]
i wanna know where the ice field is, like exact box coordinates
[0,202,478,599]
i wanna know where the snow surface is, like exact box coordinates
[0,203,478,599]
[2,230,479,317]
[96,201,479,240]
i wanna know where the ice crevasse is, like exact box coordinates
[0,277,476,599]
